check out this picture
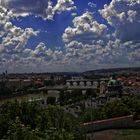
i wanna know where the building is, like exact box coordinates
[6,79,32,91]
[100,81,107,94]
[106,76,123,97]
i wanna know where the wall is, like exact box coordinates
[81,115,140,133]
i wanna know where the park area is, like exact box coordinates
[93,129,140,140]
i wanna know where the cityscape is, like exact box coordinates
[0,67,140,139]
[0,0,140,140]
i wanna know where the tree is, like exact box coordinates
[47,97,56,105]
[86,89,97,98]
[0,81,12,96]
[0,101,82,140]
[3,117,41,140]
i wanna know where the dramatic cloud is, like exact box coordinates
[0,5,63,72]
[0,41,64,73]
[62,2,140,69]
[0,0,140,72]
[129,48,140,61]
[0,0,76,20]
[0,6,39,52]
[63,11,107,43]
[100,0,140,42]
[64,38,140,70]
[31,42,63,61]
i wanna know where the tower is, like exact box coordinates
[106,75,123,98]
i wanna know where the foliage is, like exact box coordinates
[47,97,56,105]
[80,95,140,122]
[44,80,55,86]
[118,129,140,140]
[59,89,97,105]
[0,81,12,96]
[85,89,97,98]
[0,101,82,140]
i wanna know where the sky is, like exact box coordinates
[0,0,140,73]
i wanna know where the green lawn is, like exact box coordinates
[118,129,140,140]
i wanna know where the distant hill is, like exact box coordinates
[83,67,140,75]
[1,67,140,77]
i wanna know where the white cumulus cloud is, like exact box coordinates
[0,0,76,20]
[62,11,107,43]
[100,0,140,42]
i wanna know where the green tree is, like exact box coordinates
[47,97,56,105]
[0,101,82,140]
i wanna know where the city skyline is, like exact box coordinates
[0,0,140,73]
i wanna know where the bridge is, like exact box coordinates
[38,78,98,91]
[38,85,98,91]
[66,77,98,87]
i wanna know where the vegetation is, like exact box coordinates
[80,95,140,122]
[44,80,55,86]
[0,81,12,96]
[0,94,140,139]
[59,89,97,105]
[118,129,140,140]
[47,97,56,105]
[0,101,82,140]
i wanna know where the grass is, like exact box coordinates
[118,129,140,140]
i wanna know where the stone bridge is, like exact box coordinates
[66,78,98,88]
[38,79,99,91]
[38,84,98,91]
